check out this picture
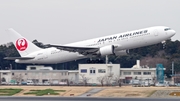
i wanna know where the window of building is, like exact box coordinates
[81,69,87,73]
[98,69,106,73]
[93,70,95,73]
[61,79,67,82]
[2,73,7,75]
[30,67,36,70]
[143,72,151,75]
[90,69,96,74]
[25,73,27,75]
[90,70,96,74]
[134,72,141,75]
[12,73,14,75]
[123,72,131,75]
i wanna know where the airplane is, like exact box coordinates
[4,26,175,64]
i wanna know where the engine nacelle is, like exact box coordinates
[97,45,115,56]
[114,50,129,56]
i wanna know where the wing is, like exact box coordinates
[45,44,99,55]
[4,57,35,60]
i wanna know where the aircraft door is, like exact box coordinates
[43,51,48,59]
[154,29,158,36]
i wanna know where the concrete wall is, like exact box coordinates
[68,71,79,84]
[78,64,120,84]
[0,70,78,84]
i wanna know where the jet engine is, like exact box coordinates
[97,45,115,56]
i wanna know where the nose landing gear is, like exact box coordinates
[161,41,166,49]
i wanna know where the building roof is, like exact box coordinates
[120,67,166,71]
[0,70,70,73]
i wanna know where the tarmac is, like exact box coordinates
[0,97,179,101]
[78,88,104,97]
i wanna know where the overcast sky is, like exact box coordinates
[0,0,179,45]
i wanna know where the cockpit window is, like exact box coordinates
[164,28,171,31]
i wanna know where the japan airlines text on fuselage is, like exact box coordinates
[5,26,176,64]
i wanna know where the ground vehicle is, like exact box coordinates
[21,81,27,85]
[155,82,165,87]
[144,81,150,87]
[36,82,43,85]
[43,82,50,85]
[8,82,17,85]
[132,80,141,87]
[1,82,7,85]
[27,80,34,85]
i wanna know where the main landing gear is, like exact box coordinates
[86,59,105,64]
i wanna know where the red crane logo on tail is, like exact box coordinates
[16,38,28,51]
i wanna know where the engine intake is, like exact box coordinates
[97,45,115,56]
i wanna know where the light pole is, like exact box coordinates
[0,66,1,85]
[172,61,174,76]
[9,64,12,70]
[172,61,175,85]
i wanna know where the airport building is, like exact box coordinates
[0,69,79,85]
[78,64,120,85]
[0,60,163,85]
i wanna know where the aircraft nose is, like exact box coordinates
[166,29,176,37]
[169,30,176,37]
[172,30,176,36]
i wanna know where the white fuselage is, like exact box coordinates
[15,26,175,64]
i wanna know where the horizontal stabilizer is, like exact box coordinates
[4,57,35,60]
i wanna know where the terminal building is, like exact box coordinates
[0,60,163,85]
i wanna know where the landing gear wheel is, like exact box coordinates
[86,59,104,63]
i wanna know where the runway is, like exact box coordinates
[0,97,179,101]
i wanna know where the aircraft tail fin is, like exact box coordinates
[6,28,42,57]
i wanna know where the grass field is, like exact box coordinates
[0,86,179,97]
[24,89,66,96]
[93,86,180,97]
[0,88,22,96]
[0,86,91,96]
